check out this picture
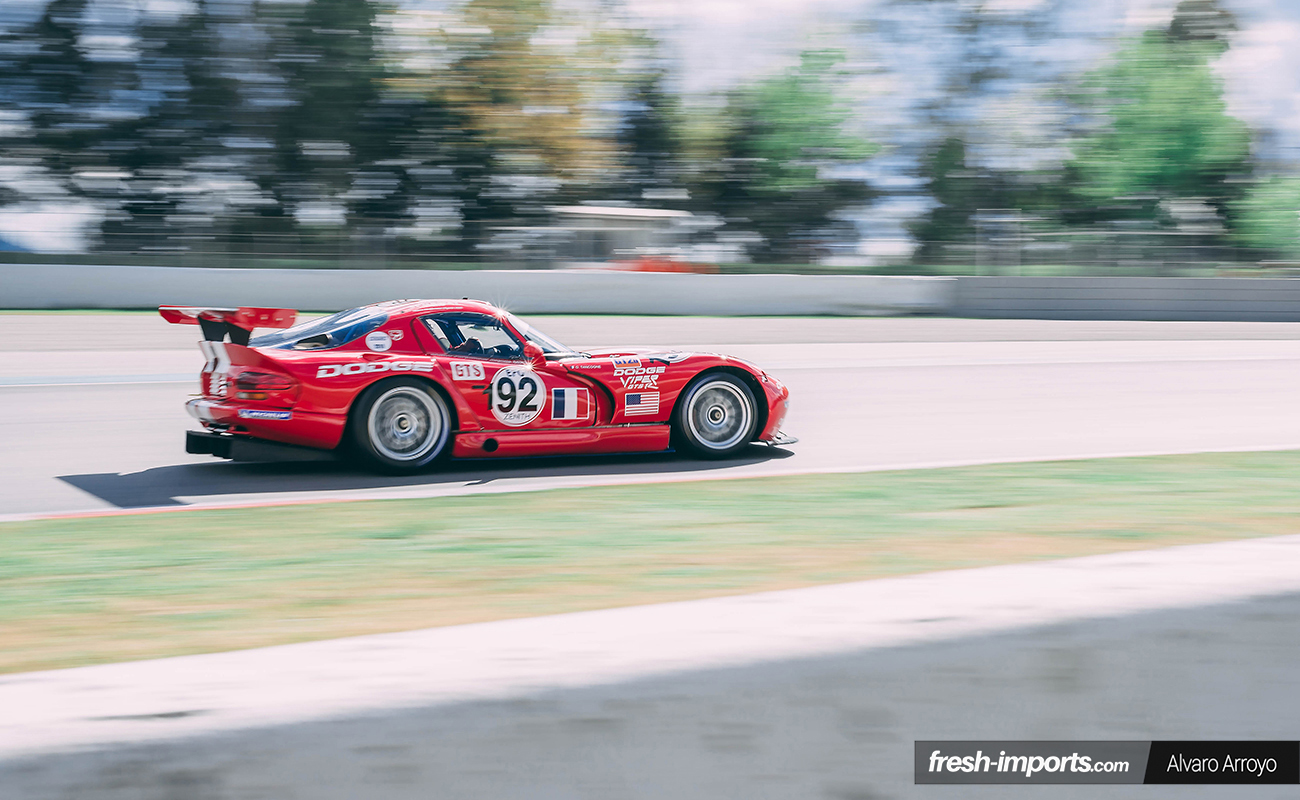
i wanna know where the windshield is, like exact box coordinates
[252,306,389,350]
[506,313,579,357]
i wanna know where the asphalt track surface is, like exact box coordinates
[5,315,1300,517]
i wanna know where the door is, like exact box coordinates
[421,313,600,431]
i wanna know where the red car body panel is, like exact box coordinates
[164,299,792,460]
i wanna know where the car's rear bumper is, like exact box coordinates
[186,398,345,449]
[186,430,337,462]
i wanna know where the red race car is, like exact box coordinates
[160,300,794,472]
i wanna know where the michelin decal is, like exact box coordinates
[365,330,392,352]
[237,409,293,420]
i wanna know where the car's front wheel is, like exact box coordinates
[674,372,757,459]
[350,378,451,472]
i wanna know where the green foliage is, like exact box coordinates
[906,0,1254,260]
[732,51,875,195]
[1065,28,1251,223]
[1232,176,1300,258]
[703,50,876,261]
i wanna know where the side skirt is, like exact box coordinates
[452,425,672,459]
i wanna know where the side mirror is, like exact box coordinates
[523,342,546,369]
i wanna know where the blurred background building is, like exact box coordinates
[0,0,1298,274]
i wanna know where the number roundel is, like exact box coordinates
[490,367,545,427]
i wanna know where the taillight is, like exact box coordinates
[235,370,297,400]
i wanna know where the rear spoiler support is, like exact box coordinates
[159,306,297,345]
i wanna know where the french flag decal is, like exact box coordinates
[551,387,591,420]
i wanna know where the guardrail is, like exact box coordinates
[7,263,1300,320]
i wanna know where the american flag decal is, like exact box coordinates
[624,392,660,416]
[550,387,591,420]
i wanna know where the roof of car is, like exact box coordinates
[368,299,504,317]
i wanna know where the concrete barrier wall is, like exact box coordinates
[952,276,1300,321]
[0,263,953,316]
[9,263,1300,319]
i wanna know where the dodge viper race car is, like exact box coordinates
[161,300,795,472]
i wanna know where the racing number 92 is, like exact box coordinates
[496,374,537,413]
[490,368,545,426]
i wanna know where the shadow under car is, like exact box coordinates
[58,445,795,510]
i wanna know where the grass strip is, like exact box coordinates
[3,450,1298,674]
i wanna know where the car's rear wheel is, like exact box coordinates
[674,372,756,459]
[351,378,451,472]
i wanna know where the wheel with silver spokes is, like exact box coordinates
[674,372,757,459]
[351,378,451,472]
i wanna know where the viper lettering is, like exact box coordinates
[620,374,659,389]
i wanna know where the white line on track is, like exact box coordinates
[0,374,192,387]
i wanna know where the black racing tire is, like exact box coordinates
[349,378,451,473]
[673,372,757,459]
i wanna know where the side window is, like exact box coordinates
[423,314,524,361]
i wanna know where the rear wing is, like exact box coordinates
[159,306,296,345]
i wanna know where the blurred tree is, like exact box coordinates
[700,50,876,262]
[0,0,93,216]
[1232,176,1300,259]
[1063,0,1250,228]
[438,0,619,176]
[616,67,684,205]
[389,0,670,251]
[909,130,1069,259]
[0,0,182,251]
[89,1,242,254]
[910,137,981,258]
[1166,0,1237,44]
[17,0,93,163]
[246,0,391,254]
